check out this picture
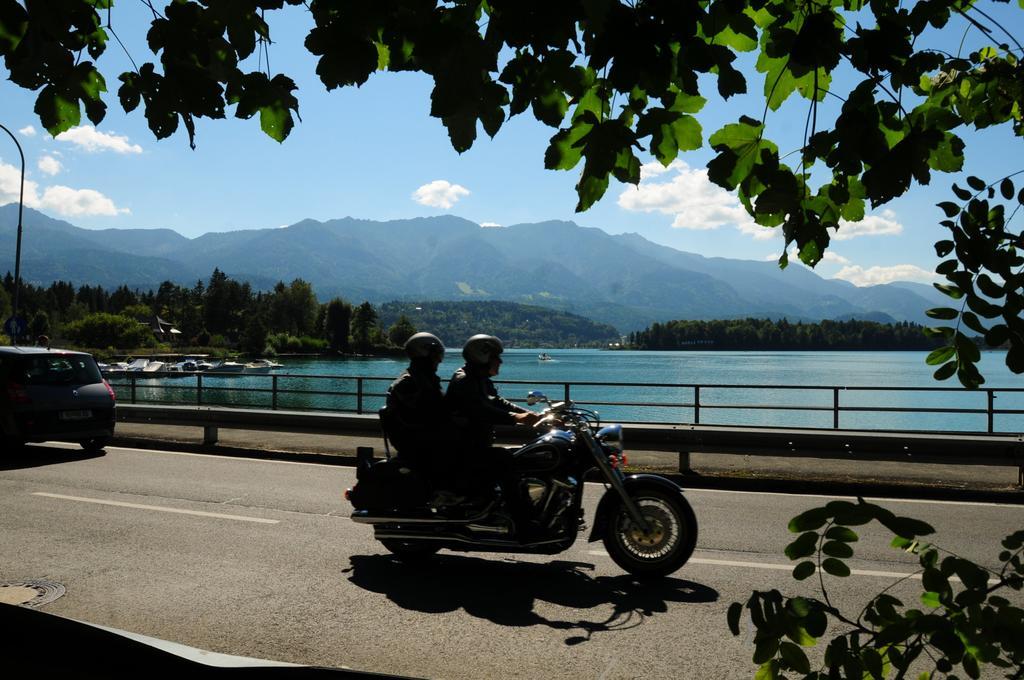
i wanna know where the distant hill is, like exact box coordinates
[0,204,942,332]
[378,301,620,348]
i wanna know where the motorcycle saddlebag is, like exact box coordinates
[349,457,429,510]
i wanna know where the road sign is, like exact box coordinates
[3,315,27,338]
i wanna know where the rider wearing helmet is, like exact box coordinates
[383,332,452,479]
[446,334,541,448]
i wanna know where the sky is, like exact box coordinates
[1,2,1022,290]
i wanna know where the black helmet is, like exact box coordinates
[462,334,504,364]
[404,332,444,361]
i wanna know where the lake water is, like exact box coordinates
[111,349,1024,433]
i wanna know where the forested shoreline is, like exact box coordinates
[627,318,945,351]
[0,270,618,354]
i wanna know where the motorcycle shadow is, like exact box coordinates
[344,553,718,645]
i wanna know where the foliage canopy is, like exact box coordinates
[2,0,1023,384]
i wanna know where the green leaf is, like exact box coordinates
[35,86,82,136]
[754,659,780,680]
[0,0,28,53]
[792,560,816,581]
[575,173,608,212]
[926,307,958,321]
[753,638,779,664]
[862,648,884,680]
[545,122,591,171]
[822,558,850,577]
[824,526,858,542]
[785,532,819,560]
[780,641,811,673]
[788,507,830,532]
[925,345,956,366]
[937,201,960,217]
[707,117,777,190]
[1000,178,1015,200]
[966,175,986,191]
[920,591,942,608]
[822,540,854,558]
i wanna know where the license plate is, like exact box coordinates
[59,409,92,421]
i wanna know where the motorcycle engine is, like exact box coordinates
[523,478,548,507]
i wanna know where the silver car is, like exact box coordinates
[0,347,116,453]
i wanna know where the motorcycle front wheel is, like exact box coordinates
[602,488,698,578]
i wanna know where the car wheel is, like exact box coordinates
[80,438,108,454]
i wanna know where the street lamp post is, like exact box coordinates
[0,122,25,345]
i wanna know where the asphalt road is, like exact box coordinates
[2,442,1022,679]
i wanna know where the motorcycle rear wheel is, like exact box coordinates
[602,489,697,578]
[379,539,440,562]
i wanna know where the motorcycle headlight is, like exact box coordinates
[596,424,623,454]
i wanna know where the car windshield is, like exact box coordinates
[12,355,103,386]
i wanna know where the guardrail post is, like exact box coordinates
[564,383,570,403]
[130,374,137,404]
[203,425,218,445]
[357,377,364,414]
[272,375,278,410]
[833,388,840,429]
[694,386,700,424]
[987,390,995,433]
[197,374,203,406]
[678,451,693,474]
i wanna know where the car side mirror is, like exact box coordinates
[527,390,547,406]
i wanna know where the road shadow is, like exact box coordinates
[0,444,106,471]
[344,553,717,645]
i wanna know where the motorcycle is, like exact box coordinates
[345,391,698,578]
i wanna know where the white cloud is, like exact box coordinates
[821,251,850,265]
[619,160,779,239]
[55,125,143,154]
[1,161,127,217]
[37,155,62,176]
[479,221,502,228]
[412,180,470,209]
[832,264,936,287]
[18,125,36,137]
[835,209,903,240]
[37,186,129,216]
[0,161,41,206]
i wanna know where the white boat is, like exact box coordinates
[538,353,554,361]
[244,359,283,373]
[100,361,130,375]
[206,360,246,373]
[125,358,150,371]
[142,361,165,372]
[167,359,200,372]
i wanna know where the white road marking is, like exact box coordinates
[686,486,1024,510]
[586,551,927,580]
[31,492,279,524]
[38,442,1022,510]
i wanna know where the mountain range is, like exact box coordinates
[0,204,945,332]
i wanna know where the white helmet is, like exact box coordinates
[462,334,504,364]
[404,332,444,361]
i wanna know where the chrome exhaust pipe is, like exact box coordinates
[352,506,493,525]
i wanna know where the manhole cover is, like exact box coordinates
[0,580,65,607]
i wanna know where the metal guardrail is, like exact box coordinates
[115,403,1024,486]
[106,371,1024,434]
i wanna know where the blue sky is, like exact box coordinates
[1,2,1022,289]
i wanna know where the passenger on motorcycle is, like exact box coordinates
[383,332,454,484]
[446,335,542,523]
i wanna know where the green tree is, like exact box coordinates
[350,301,379,352]
[3,1,1023,382]
[28,310,49,339]
[386,314,417,348]
[63,312,153,348]
[324,298,353,352]
[729,499,1024,679]
[239,313,268,357]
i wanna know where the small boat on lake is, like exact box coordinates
[538,353,554,361]
[206,360,246,374]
